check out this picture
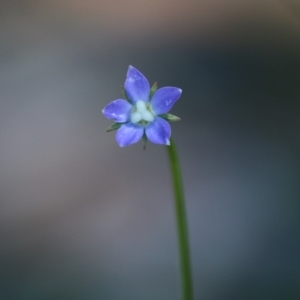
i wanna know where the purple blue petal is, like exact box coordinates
[116,123,144,147]
[145,117,171,145]
[102,99,132,123]
[151,87,182,115]
[124,66,150,104]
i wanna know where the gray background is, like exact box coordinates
[0,0,300,299]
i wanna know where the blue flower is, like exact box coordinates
[102,66,182,147]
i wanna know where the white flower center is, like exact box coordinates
[130,101,154,125]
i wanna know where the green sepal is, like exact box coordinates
[142,134,147,150]
[120,86,130,102]
[160,113,181,122]
[150,82,158,98]
[106,122,122,132]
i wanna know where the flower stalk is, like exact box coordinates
[167,138,193,300]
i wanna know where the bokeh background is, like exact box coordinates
[1,0,300,299]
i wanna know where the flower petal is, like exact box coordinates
[124,66,150,104]
[102,99,132,123]
[145,117,171,145]
[116,123,144,147]
[151,87,182,115]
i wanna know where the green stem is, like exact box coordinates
[167,138,193,300]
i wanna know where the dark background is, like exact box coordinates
[0,1,300,299]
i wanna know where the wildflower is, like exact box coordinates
[102,66,181,147]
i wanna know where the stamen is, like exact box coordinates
[131,101,155,124]
[136,101,147,112]
[131,112,142,123]
[142,110,154,122]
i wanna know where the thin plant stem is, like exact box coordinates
[167,138,193,300]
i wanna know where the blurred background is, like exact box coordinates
[0,0,300,299]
